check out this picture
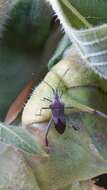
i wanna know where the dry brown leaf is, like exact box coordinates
[4,79,34,125]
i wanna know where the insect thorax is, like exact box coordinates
[50,95,64,110]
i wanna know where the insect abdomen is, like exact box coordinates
[54,118,66,134]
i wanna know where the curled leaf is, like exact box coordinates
[22,51,107,189]
[22,51,107,125]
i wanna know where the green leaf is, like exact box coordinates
[48,0,107,78]
[22,51,107,189]
[0,0,18,34]
[48,34,71,69]
[82,114,107,161]
[48,0,107,29]
[48,0,91,30]
[27,123,107,190]
[0,46,43,121]
[0,123,42,154]
[0,0,54,120]
[71,25,107,79]
[0,145,41,190]
[2,0,51,50]
[65,0,107,25]
[58,0,91,29]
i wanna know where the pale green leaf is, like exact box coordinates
[22,52,107,189]
[0,123,42,154]
[0,145,41,190]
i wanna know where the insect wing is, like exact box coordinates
[52,107,66,134]
[54,118,66,134]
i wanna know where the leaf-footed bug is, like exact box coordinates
[36,68,107,146]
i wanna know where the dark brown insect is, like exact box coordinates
[39,80,107,146]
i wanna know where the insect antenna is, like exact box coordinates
[43,80,55,94]
[50,66,72,96]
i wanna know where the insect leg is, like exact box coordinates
[91,110,107,119]
[67,120,80,130]
[65,106,107,119]
[68,119,81,130]
[58,89,63,98]
[43,80,55,94]
[71,123,81,130]
[35,107,50,116]
[41,97,52,102]
[45,117,53,146]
